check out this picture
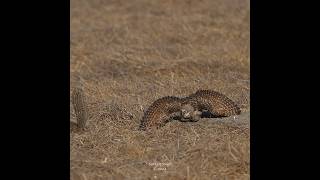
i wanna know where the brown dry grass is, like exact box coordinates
[70,0,250,179]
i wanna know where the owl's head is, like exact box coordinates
[181,104,202,121]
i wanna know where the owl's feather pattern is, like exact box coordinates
[139,90,241,130]
[139,96,182,130]
[183,90,241,117]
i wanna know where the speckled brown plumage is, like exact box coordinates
[139,96,183,130]
[181,90,241,119]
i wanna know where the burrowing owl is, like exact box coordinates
[139,90,241,130]
[139,96,183,130]
[181,90,241,121]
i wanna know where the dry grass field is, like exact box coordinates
[70,0,250,179]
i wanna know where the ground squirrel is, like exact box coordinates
[139,96,183,130]
[181,90,241,122]
[71,87,88,131]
